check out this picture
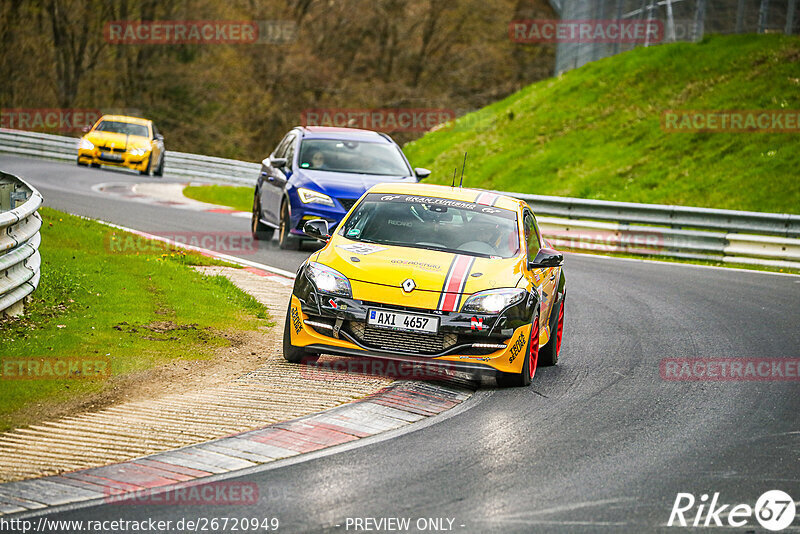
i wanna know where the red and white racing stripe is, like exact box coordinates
[474,191,500,206]
[438,255,475,312]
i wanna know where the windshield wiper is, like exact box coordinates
[356,239,491,258]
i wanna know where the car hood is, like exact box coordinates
[293,169,416,200]
[85,131,150,148]
[315,238,525,305]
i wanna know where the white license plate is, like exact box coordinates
[368,309,439,334]
[101,152,123,161]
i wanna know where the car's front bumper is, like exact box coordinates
[287,293,533,377]
[286,194,356,237]
[77,148,150,171]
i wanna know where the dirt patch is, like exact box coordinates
[5,325,278,432]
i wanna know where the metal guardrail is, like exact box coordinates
[0,171,43,317]
[1,128,798,270]
[0,128,258,185]
[506,192,800,269]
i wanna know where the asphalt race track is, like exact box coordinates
[3,154,799,533]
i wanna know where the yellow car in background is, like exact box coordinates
[77,115,165,176]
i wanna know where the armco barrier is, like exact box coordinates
[1,128,798,269]
[0,171,43,316]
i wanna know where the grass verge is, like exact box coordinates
[183,184,253,212]
[0,207,272,432]
[404,34,800,214]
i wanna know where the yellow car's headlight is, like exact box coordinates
[79,138,94,150]
[129,147,148,156]
[462,288,526,314]
[306,262,352,297]
[297,187,334,206]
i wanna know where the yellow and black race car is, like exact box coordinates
[284,182,566,386]
[77,115,165,176]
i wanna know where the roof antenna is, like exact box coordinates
[451,167,457,188]
[459,152,467,188]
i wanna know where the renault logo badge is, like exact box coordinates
[402,279,416,293]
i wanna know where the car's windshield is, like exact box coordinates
[298,139,410,176]
[94,120,149,138]
[340,193,520,258]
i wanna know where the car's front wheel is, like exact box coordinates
[139,155,151,176]
[279,202,300,250]
[282,303,318,364]
[498,315,539,387]
[153,154,164,177]
[251,195,275,241]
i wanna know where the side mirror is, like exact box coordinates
[303,219,330,242]
[270,157,288,169]
[155,133,164,141]
[414,167,431,180]
[528,248,563,269]
[81,126,91,133]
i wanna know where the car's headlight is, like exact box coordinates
[128,147,148,156]
[297,188,334,206]
[79,138,94,150]
[462,288,526,314]
[306,262,352,297]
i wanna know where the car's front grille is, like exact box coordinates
[338,198,357,212]
[347,321,457,355]
[98,145,126,153]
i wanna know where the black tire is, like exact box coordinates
[153,155,164,177]
[539,292,565,367]
[497,314,539,387]
[139,155,151,176]
[278,202,300,250]
[90,163,101,168]
[283,303,318,363]
[251,194,275,241]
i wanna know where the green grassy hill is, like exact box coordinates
[403,34,800,214]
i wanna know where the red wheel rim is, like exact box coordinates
[555,299,565,355]
[529,317,539,379]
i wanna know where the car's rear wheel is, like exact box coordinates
[283,303,318,364]
[279,202,300,250]
[252,195,275,241]
[498,315,539,387]
[139,156,151,176]
[539,292,565,367]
